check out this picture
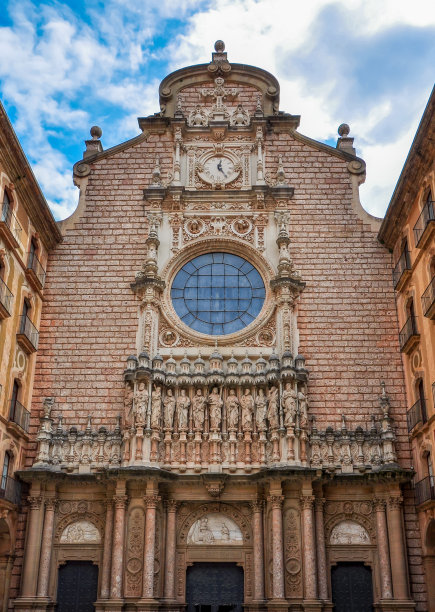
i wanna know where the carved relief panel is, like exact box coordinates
[124,507,145,597]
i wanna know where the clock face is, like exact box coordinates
[200,155,239,185]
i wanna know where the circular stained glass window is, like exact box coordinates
[171,253,266,335]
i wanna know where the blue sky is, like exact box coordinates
[0,0,434,220]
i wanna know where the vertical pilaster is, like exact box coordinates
[142,494,161,599]
[100,500,114,599]
[251,500,265,602]
[374,498,393,600]
[268,495,285,600]
[314,497,328,601]
[163,500,178,601]
[387,496,409,600]
[21,496,43,598]
[36,498,57,598]
[110,494,128,600]
[301,495,317,600]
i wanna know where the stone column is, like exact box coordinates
[301,495,317,600]
[143,495,161,599]
[251,500,265,601]
[374,498,393,599]
[36,498,57,597]
[110,495,128,599]
[314,498,328,600]
[387,496,409,600]
[21,496,43,598]
[100,500,114,599]
[268,495,285,600]
[163,500,178,600]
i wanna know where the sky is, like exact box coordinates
[0,0,434,221]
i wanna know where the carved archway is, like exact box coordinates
[178,502,252,546]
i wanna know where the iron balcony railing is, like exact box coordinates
[415,476,435,506]
[421,277,435,317]
[413,200,435,246]
[1,201,22,243]
[27,252,46,288]
[399,314,419,351]
[393,249,411,289]
[18,314,39,350]
[9,398,30,432]
[0,276,13,315]
[406,398,427,432]
[0,475,22,505]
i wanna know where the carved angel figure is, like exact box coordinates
[282,382,297,427]
[163,388,176,430]
[150,384,162,429]
[177,389,191,430]
[267,385,279,430]
[240,388,254,431]
[226,389,240,431]
[192,389,206,430]
[134,382,148,427]
[208,387,223,431]
[255,388,267,431]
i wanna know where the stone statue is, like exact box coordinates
[208,387,223,431]
[150,384,162,429]
[298,387,308,428]
[267,385,279,430]
[282,382,297,427]
[226,389,240,430]
[42,397,54,418]
[240,388,254,431]
[192,389,206,430]
[123,383,134,427]
[177,389,191,430]
[255,388,267,431]
[163,388,176,429]
[134,382,148,427]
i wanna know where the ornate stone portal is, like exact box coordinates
[15,41,418,612]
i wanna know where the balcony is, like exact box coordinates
[393,249,411,291]
[415,476,435,506]
[422,277,435,319]
[25,252,46,291]
[0,204,22,250]
[0,475,22,505]
[16,315,39,354]
[399,314,420,354]
[406,398,427,433]
[413,200,435,249]
[0,277,13,319]
[9,398,30,433]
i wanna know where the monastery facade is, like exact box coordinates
[6,43,430,611]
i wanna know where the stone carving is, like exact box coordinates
[282,382,297,427]
[231,217,252,237]
[192,389,206,430]
[283,507,302,597]
[187,513,243,545]
[150,384,162,429]
[60,520,100,544]
[208,387,223,431]
[163,389,176,429]
[226,389,240,430]
[134,382,148,427]
[177,389,191,430]
[330,520,371,545]
[267,385,279,429]
[230,104,250,126]
[240,388,254,431]
[125,508,145,596]
[255,388,267,431]
[188,105,209,127]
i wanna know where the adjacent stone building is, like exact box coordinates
[0,101,61,609]
[9,43,429,611]
[378,85,435,611]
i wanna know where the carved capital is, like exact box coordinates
[28,496,43,510]
[388,496,403,510]
[45,498,58,512]
[165,499,179,513]
[314,497,326,512]
[250,499,265,513]
[300,495,315,510]
[144,495,161,509]
[113,495,128,509]
[373,498,387,512]
[268,495,284,509]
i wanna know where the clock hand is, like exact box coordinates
[217,159,227,178]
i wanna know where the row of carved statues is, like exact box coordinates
[124,382,308,434]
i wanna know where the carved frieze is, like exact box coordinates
[124,507,145,596]
[283,506,302,598]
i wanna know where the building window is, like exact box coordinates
[1,452,11,490]
[1,190,11,222]
[171,252,266,335]
[417,379,427,424]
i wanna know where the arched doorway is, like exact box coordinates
[186,563,244,612]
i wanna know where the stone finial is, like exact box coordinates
[84,125,103,159]
[214,40,225,52]
[336,123,356,155]
[209,39,231,74]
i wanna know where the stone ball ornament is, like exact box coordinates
[90,125,102,140]
[338,123,350,137]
